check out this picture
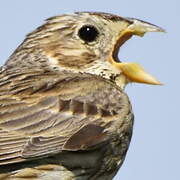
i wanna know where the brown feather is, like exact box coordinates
[0,71,132,167]
[0,12,136,179]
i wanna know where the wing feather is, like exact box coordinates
[0,73,130,165]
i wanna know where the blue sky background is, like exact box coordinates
[0,0,179,179]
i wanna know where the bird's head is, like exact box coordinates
[8,12,165,89]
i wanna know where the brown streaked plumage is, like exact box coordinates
[0,12,164,179]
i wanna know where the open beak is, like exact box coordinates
[110,18,165,85]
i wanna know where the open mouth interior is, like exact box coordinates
[110,30,162,86]
[112,32,133,63]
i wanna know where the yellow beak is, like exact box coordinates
[113,62,162,85]
[112,18,165,85]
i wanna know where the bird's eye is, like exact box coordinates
[78,25,99,43]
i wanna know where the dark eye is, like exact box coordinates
[78,25,99,43]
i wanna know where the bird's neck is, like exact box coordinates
[3,48,128,90]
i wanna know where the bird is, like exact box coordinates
[0,12,164,180]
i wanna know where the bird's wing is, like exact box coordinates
[0,72,131,165]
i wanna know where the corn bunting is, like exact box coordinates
[0,12,164,180]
